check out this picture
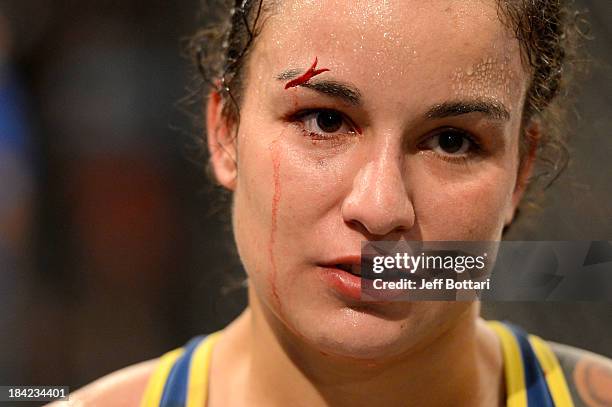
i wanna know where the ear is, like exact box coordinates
[206,90,237,191]
[504,120,540,226]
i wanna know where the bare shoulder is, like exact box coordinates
[549,341,612,407]
[46,358,158,407]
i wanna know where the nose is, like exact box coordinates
[341,139,415,237]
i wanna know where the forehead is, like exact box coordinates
[250,0,527,110]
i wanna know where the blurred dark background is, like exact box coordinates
[0,0,610,391]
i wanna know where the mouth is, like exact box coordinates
[316,261,362,301]
[318,254,363,276]
[328,262,435,284]
[334,263,362,278]
[317,261,409,302]
[320,261,378,281]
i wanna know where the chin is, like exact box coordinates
[282,299,473,361]
[281,301,423,360]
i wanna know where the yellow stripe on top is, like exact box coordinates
[186,332,222,407]
[528,335,574,407]
[140,348,185,407]
[488,321,528,407]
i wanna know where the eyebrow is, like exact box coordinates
[425,99,510,121]
[275,70,511,120]
[276,70,362,106]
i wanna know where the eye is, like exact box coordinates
[421,128,477,156]
[316,110,343,132]
[295,109,358,139]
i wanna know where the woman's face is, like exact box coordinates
[210,0,531,358]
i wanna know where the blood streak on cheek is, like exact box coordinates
[268,140,283,314]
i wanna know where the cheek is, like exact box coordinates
[232,131,355,317]
[250,135,356,245]
[232,123,332,314]
[413,162,517,240]
[231,128,282,300]
[281,146,349,222]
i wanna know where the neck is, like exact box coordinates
[232,290,503,407]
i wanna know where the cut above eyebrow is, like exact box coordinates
[425,100,511,121]
[276,69,362,106]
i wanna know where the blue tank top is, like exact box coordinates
[140,321,574,407]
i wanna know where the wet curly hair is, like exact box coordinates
[187,0,589,209]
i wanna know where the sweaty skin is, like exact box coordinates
[232,0,527,361]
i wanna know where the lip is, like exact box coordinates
[317,255,364,299]
[317,254,410,302]
[316,265,362,301]
[317,265,415,303]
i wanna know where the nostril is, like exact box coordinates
[345,219,376,238]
